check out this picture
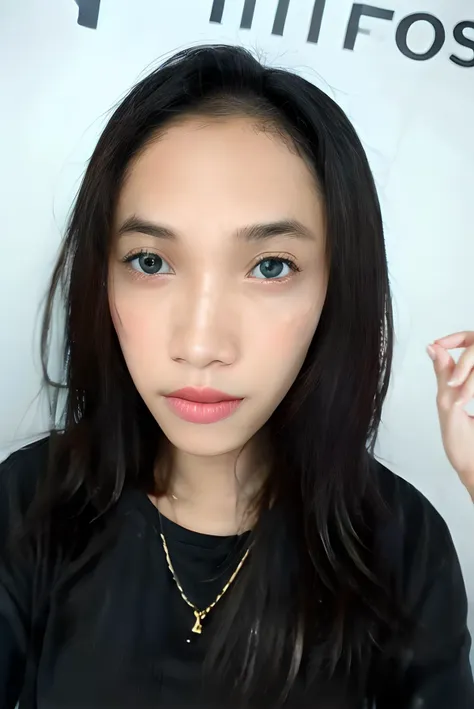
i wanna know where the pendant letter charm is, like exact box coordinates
[192,611,202,634]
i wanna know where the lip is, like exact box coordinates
[164,388,243,424]
[166,387,240,404]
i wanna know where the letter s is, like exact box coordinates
[451,21,474,68]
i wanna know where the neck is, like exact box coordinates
[154,434,268,536]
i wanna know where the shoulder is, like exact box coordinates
[370,456,448,534]
[368,465,473,704]
[0,437,50,541]
[369,457,458,596]
[0,436,50,498]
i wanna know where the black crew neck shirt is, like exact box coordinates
[0,438,473,708]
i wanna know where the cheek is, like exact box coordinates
[271,312,318,352]
[109,287,161,365]
[248,306,320,402]
[255,296,324,362]
[249,283,327,402]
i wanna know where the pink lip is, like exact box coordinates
[167,387,239,403]
[164,387,243,424]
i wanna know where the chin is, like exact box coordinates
[162,430,251,458]
[152,411,258,458]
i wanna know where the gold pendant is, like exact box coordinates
[192,610,202,634]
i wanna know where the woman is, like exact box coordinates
[430,332,474,502]
[0,45,472,709]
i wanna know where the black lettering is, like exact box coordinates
[396,13,445,61]
[209,0,226,24]
[74,0,101,29]
[210,0,258,29]
[272,0,291,36]
[210,0,293,35]
[240,0,257,30]
[307,0,327,44]
[344,4,395,51]
[451,21,474,68]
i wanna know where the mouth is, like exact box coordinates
[166,387,240,403]
[164,387,243,424]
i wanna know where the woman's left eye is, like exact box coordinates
[124,252,172,276]
[250,258,297,280]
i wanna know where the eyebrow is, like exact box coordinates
[117,216,315,242]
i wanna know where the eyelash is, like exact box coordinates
[121,249,302,280]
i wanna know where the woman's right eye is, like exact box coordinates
[125,252,172,276]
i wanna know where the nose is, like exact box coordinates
[169,275,240,369]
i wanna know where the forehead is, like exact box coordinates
[116,117,323,231]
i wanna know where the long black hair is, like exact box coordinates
[35,45,397,706]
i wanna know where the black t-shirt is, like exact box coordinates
[0,438,473,708]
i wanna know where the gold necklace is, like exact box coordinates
[159,529,251,635]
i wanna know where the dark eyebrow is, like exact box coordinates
[117,216,176,240]
[117,216,315,242]
[235,220,315,242]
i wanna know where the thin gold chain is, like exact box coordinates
[159,531,251,635]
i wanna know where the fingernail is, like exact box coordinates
[448,378,461,387]
[426,345,436,361]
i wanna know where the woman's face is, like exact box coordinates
[109,116,328,457]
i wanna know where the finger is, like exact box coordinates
[455,369,474,408]
[434,331,474,349]
[427,343,456,393]
[448,346,474,388]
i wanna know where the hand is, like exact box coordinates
[427,332,474,501]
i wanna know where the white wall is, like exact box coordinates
[1,0,473,660]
